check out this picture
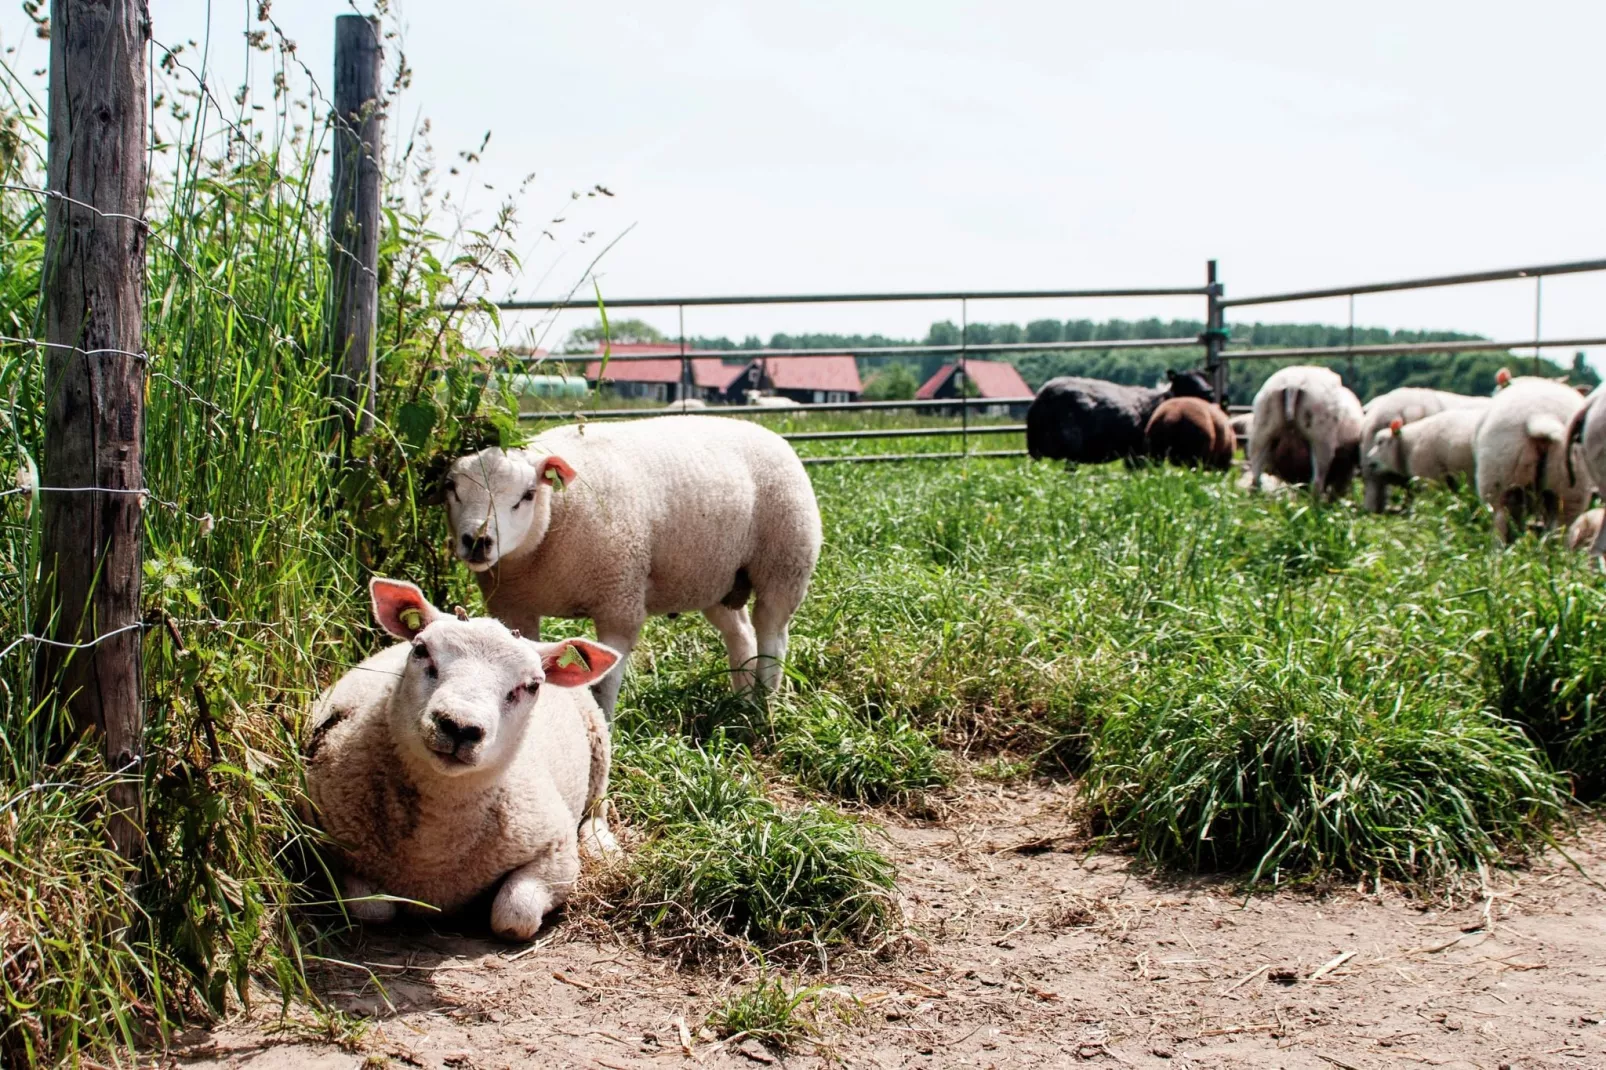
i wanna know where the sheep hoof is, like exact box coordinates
[492,873,556,941]
[343,877,398,923]
[581,816,622,861]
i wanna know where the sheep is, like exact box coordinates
[1361,407,1485,497]
[1144,397,1236,469]
[1472,375,1588,542]
[664,397,708,411]
[445,415,823,719]
[1025,369,1215,465]
[1359,388,1492,511]
[743,390,800,408]
[1246,366,1364,499]
[304,578,622,941]
[1228,412,1254,444]
[1567,508,1605,554]
[1564,386,1606,556]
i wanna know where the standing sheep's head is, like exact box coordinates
[444,448,577,572]
[370,578,619,776]
[1362,420,1407,480]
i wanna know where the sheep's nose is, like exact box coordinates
[461,533,493,560]
[434,715,484,747]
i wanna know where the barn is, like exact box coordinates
[583,343,747,403]
[916,360,1033,416]
[720,354,863,405]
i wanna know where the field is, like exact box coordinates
[154,453,1606,1070]
[4,14,1606,1064]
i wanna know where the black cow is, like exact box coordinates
[1025,369,1216,464]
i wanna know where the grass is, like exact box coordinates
[706,974,824,1051]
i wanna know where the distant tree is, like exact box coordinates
[863,364,921,400]
[563,317,666,351]
[926,321,961,347]
[1573,351,1601,390]
[1026,319,1063,343]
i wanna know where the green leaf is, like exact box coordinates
[396,399,440,450]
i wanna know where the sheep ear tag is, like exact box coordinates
[541,456,577,491]
[371,577,442,640]
[1389,418,1403,436]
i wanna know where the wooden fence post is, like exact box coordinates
[330,14,384,433]
[36,0,151,859]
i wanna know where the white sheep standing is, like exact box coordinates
[1361,406,1486,496]
[1564,386,1606,557]
[304,578,622,941]
[1472,376,1588,542]
[1247,366,1365,500]
[1359,388,1491,511]
[445,415,823,718]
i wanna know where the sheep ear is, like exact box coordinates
[538,639,620,688]
[371,578,443,640]
[540,455,577,491]
[1389,418,1403,435]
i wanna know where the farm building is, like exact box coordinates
[719,354,863,404]
[582,343,746,402]
[916,359,1033,416]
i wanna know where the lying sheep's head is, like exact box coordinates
[444,448,577,572]
[370,578,618,776]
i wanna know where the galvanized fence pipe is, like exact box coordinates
[450,283,1210,313]
[553,335,1208,363]
[1220,335,1606,362]
[518,396,1036,421]
[1220,256,1606,309]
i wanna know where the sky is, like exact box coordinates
[7,1,1605,364]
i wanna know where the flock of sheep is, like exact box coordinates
[1027,364,1606,553]
[302,364,1606,943]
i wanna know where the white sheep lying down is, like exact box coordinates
[1359,388,1490,511]
[1362,407,1485,494]
[445,415,823,718]
[1566,387,1606,557]
[1247,365,1364,500]
[1473,376,1588,543]
[304,578,621,941]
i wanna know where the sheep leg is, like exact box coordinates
[491,841,580,941]
[590,616,642,722]
[1248,439,1269,491]
[703,603,759,692]
[1309,439,1336,500]
[341,874,396,924]
[752,594,801,693]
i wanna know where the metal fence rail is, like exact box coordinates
[486,254,1606,466]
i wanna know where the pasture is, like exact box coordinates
[164,450,1606,1067]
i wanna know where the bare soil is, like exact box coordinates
[176,782,1606,1070]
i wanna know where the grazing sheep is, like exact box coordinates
[305,578,622,941]
[1472,376,1588,542]
[1145,397,1236,469]
[1565,387,1606,556]
[1361,407,1485,496]
[664,397,708,411]
[445,415,822,718]
[1025,369,1215,464]
[1359,388,1491,511]
[1567,508,1605,554]
[1247,366,1364,500]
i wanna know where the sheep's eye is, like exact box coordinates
[411,643,429,660]
[505,684,522,704]
[520,487,536,503]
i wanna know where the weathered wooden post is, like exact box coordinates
[330,14,384,432]
[35,0,151,859]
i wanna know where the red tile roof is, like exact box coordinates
[584,351,746,389]
[749,355,862,394]
[915,360,1032,400]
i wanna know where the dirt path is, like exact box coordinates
[179,783,1606,1070]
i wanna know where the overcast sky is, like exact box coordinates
[9,2,1605,362]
